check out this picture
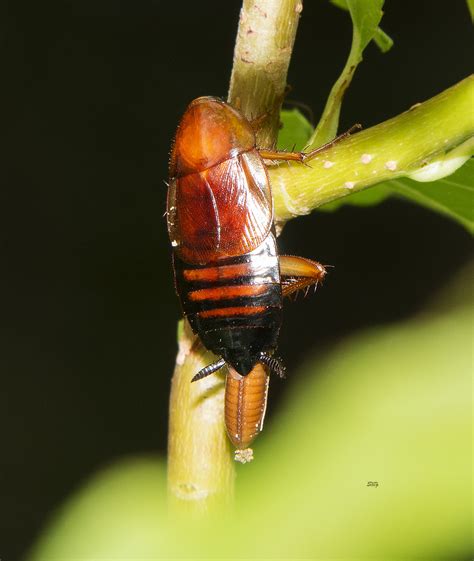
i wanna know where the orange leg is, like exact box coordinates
[258,124,362,163]
[279,255,327,298]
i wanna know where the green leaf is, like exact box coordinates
[277,109,313,151]
[389,164,474,233]
[319,158,474,233]
[373,26,394,52]
[310,0,389,149]
[330,0,394,53]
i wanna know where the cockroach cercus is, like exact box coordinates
[167,96,358,462]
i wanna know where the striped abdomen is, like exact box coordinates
[225,363,269,460]
[173,234,282,376]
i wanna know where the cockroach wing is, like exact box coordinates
[167,150,273,265]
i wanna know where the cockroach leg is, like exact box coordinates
[191,358,226,383]
[280,255,327,298]
[301,123,362,161]
[258,123,362,163]
[249,111,269,130]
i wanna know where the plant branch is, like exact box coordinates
[167,0,303,509]
[228,0,303,146]
[167,321,234,512]
[271,76,474,223]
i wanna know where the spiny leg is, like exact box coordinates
[191,358,226,383]
[258,123,362,163]
[280,255,327,298]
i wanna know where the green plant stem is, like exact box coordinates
[167,321,234,512]
[167,0,302,510]
[228,0,303,146]
[271,76,474,223]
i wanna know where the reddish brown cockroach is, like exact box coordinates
[167,97,355,460]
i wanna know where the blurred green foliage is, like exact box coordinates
[28,266,472,560]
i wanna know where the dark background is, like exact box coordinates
[2,1,472,558]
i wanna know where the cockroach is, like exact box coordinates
[167,97,356,461]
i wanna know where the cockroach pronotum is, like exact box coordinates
[167,96,357,462]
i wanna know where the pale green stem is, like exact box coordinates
[167,321,234,512]
[228,0,303,145]
[167,0,302,510]
[271,76,474,224]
